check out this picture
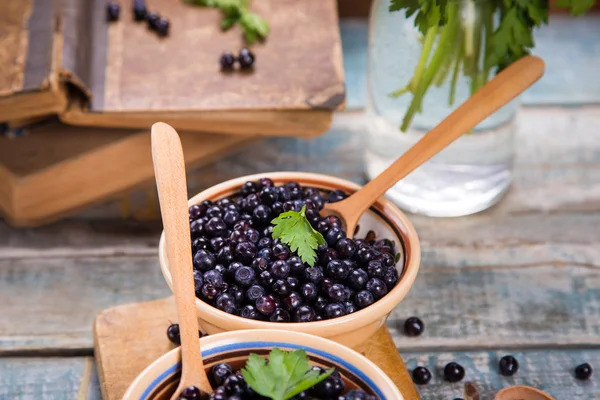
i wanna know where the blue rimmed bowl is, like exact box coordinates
[122,329,404,400]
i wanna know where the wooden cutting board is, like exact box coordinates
[94,297,420,400]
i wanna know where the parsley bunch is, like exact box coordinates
[185,0,269,43]
[242,348,334,400]
[389,0,595,132]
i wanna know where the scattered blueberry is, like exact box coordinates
[180,386,201,399]
[412,366,431,385]
[211,363,233,386]
[238,48,255,69]
[106,1,120,21]
[146,11,160,30]
[167,323,180,345]
[404,316,424,337]
[444,362,466,383]
[575,363,593,380]
[220,52,236,70]
[132,0,147,21]
[499,355,519,377]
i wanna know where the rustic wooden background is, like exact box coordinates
[1,12,600,400]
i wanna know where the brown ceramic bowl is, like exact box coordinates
[159,172,420,348]
[122,330,404,399]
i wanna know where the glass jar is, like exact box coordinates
[365,0,518,217]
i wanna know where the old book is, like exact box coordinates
[0,0,345,137]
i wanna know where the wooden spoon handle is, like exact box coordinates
[342,55,545,216]
[151,123,210,390]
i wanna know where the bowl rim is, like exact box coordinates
[122,329,404,400]
[159,172,420,334]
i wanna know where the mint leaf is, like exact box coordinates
[241,348,335,400]
[271,206,325,266]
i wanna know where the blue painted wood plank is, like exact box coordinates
[340,15,600,109]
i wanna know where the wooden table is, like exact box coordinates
[1,105,599,399]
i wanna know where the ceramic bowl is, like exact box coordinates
[159,172,421,347]
[122,329,404,400]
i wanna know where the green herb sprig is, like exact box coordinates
[242,348,334,400]
[389,0,595,132]
[271,206,325,267]
[185,0,269,44]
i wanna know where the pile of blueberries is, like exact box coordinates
[187,178,401,323]
[106,0,170,37]
[176,363,376,400]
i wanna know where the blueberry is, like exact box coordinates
[214,264,227,275]
[288,256,305,276]
[356,247,376,266]
[272,243,291,260]
[355,290,374,309]
[270,260,290,279]
[319,248,339,267]
[321,278,334,292]
[283,292,303,311]
[313,296,328,314]
[252,205,272,225]
[286,276,300,291]
[283,201,296,212]
[215,293,236,314]
[217,246,235,265]
[241,181,258,195]
[210,237,228,252]
[324,215,343,230]
[347,268,369,290]
[379,252,395,267]
[259,186,278,205]
[245,285,265,303]
[305,208,320,226]
[327,284,348,302]
[366,278,387,299]
[193,270,204,294]
[257,237,272,249]
[106,1,120,21]
[343,301,357,314]
[204,269,224,285]
[326,228,345,246]
[181,386,201,399]
[343,259,357,270]
[277,186,291,202]
[256,295,277,316]
[328,189,347,203]
[326,260,350,281]
[412,367,431,385]
[243,228,259,244]
[205,205,223,219]
[223,210,240,228]
[316,220,330,235]
[205,217,227,237]
[313,372,345,397]
[324,303,345,319]
[251,257,269,273]
[211,363,233,387]
[193,251,216,271]
[229,229,245,244]
[234,266,255,287]
[303,266,324,284]
[310,195,325,210]
[239,304,260,320]
[201,283,221,300]
[575,363,592,380]
[257,247,272,261]
[259,270,275,287]
[367,260,385,278]
[336,238,357,259]
[404,317,424,337]
[272,279,291,296]
[258,177,274,189]
[270,308,290,322]
[383,266,399,289]
[217,198,233,208]
[300,282,318,302]
[294,305,316,322]
[244,194,261,212]
[189,204,206,220]
[499,355,519,377]
[354,239,369,248]
[233,220,251,231]
[227,285,244,305]
[220,52,236,70]
[155,17,169,37]
[271,202,283,216]
[223,374,245,395]
[167,323,180,345]
[235,241,257,264]
[444,362,465,382]
[190,219,205,238]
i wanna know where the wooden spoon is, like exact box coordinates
[322,55,545,235]
[151,122,212,399]
[494,385,555,400]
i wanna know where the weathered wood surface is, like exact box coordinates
[2,349,599,400]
